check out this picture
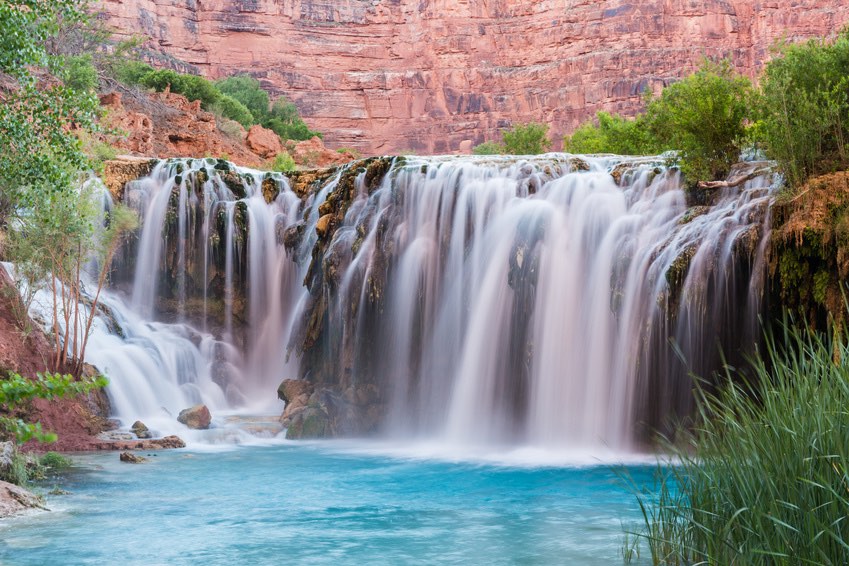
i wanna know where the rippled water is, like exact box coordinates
[0,442,658,565]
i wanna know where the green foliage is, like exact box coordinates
[563,112,660,155]
[264,98,321,141]
[472,141,505,155]
[501,122,551,155]
[215,75,270,122]
[759,30,849,187]
[212,95,255,128]
[473,123,551,155]
[0,0,84,78]
[39,451,71,470]
[0,451,29,485]
[60,54,98,92]
[270,152,296,173]
[644,59,754,183]
[138,69,222,109]
[631,320,849,564]
[112,59,154,86]
[0,371,107,444]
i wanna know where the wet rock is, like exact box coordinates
[131,421,152,439]
[119,451,147,464]
[177,405,212,430]
[0,480,46,518]
[101,157,157,200]
[277,379,314,404]
[315,214,333,238]
[285,407,331,439]
[97,431,136,442]
[0,442,14,480]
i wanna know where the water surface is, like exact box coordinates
[0,442,658,565]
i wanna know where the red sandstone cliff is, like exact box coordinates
[99,0,849,154]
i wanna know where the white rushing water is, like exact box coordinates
[12,154,776,449]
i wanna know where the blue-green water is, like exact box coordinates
[0,442,658,565]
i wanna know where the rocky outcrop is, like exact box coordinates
[99,88,264,167]
[177,404,212,429]
[101,156,157,200]
[100,0,849,154]
[289,137,359,168]
[0,480,46,518]
[245,125,283,158]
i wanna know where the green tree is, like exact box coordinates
[644,59,754,183]
[216,75,270,122]
[759,30,849,187]
[212,94,255,128]
[563,111,660,155]
[0,0,84,79]
[264,98,321,141]
[501,122,551,155]
[472,141,505,155]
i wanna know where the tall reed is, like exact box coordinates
[632,320,849,565]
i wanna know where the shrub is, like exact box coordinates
[564,112,660,155]
[631,319,849,564]
[113,60,154,86]
[216,75,270,122]
[644,59,754,183]
[472,141,505,155]
[270,152,296,173]
[39,452,72,470]
[213,95,255,128]
[501,122,551,155]
[264,98,320,141]
[62,54,98,92]
[759,29,849,187]
[139,69,221,109]
[218,118,245,141]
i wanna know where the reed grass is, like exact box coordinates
[630,320,849,565]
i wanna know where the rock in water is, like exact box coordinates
[119,452,147,464]
[0,480,46,518]
[130,421,151,439]
[177,405,212,429]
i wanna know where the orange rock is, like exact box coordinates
[101,1,849,154]
[246,125,283,159]
[291,136,357,168]
[315,214,333,238]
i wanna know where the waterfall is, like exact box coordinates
[87,154,774,449]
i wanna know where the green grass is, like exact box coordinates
[630,319,849,565]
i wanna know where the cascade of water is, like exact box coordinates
[84,154,775,448]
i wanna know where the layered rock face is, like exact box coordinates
[99,1,848,153]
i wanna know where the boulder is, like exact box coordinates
[177,405,212,430]
[277,379,314,404]
[0,480,46,518]
[131,421,152,439]
[246,125,283,159]
[285,407,332,440]
[119,451,147,464]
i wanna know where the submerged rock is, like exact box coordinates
[119,451,147,464]
[131,421,152,439]
[177,405,212,430]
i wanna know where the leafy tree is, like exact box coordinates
[502,122,551,155]
[0,0,84,78]
[759,30,849,187]
[563,112,660,155]
[264,98,321,141]
[644,59,754,183]
[61,54,98,92]
[216,75,270,122]
[213,94,255,128]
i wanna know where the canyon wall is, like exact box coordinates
[98,0,849,154]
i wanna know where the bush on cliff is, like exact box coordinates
[212,95,255,129]
[759,29,849,187]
